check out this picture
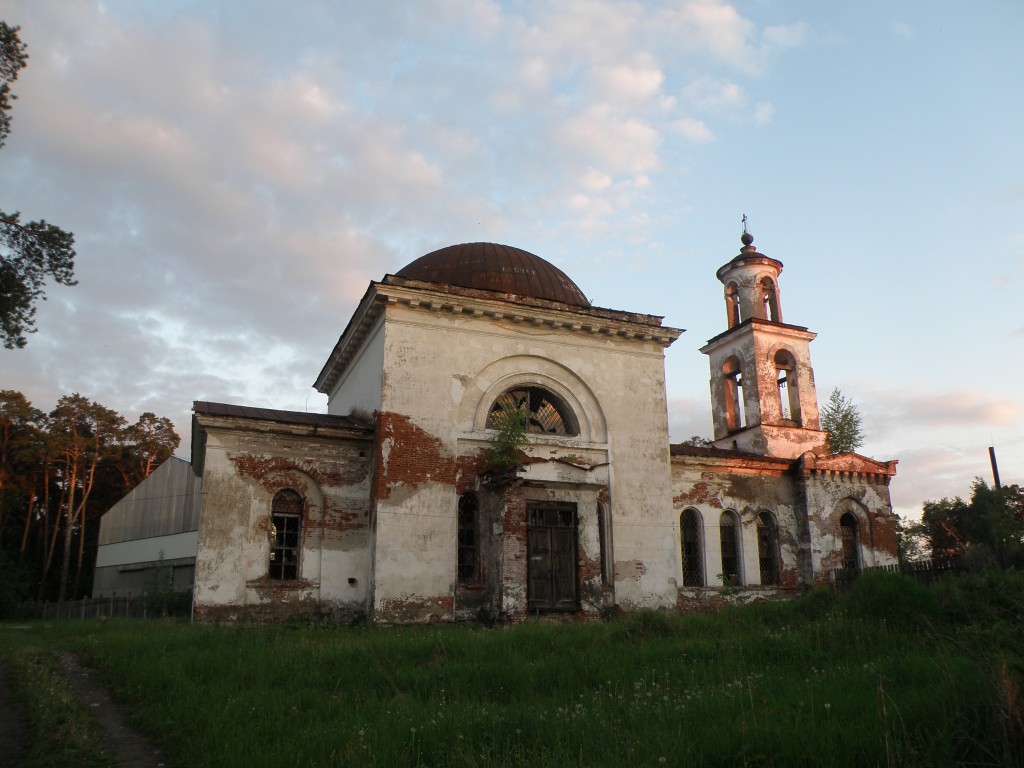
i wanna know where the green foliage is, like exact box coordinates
[0,548,32,618]
[1,22,77,349]
[819,387,864,454]
[3,574,1023,767]
[483,402,529,470]
[679,435,712,447]
[918,480,1024,568]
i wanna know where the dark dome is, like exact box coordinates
[395,242,588,306]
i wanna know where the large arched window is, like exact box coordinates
[680,509,704,587]
[773,349,801,424]
[269,489,303,580]
[756,512,779,586]
[840,513,860,572]
[486,387,578,436]
[719,511,741,585]
[722,356,745,432]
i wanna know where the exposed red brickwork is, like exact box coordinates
[371,412,457,502]
[673,481,723,509]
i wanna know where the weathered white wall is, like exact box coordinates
[327,316,385,418]
[365,287,681,620]
[193,418,372,621]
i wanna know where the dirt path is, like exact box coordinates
[0,660,27,766]
[56,653,172,768]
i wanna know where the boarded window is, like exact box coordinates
[719,511,740,585]
[757,512,779,586]
[269,489,302,580]
[457,492,479,583]
[680,509,704,587]
[487,387,578,436]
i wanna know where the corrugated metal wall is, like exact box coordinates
[98,456,202,544]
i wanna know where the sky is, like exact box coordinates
[1,0,1022,521]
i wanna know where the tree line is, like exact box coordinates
[0,390,179,608]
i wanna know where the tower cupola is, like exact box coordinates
[700,227,828,459]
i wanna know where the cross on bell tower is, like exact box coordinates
[699,227,828,459]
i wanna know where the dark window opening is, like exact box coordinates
[457,492,479,583]
[269,489,302,580]
[680,509,704,587]
[719,511,740,585]
[840,513,859,572]
[487,387,578,436]
[757,512,779,586]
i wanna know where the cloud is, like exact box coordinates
[682,77,746,111]
[753,102,775,125]
[673,117,715,143]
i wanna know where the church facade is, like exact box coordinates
[189,235,898,623]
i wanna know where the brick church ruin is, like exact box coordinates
[186,232,898,622]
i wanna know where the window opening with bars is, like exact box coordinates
[719,511,740,585]
[269,489,302,580]
[756,512,779,586]
[680,509,704,587]
[457,492,479,583]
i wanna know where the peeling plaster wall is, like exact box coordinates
[365,295,679,622]
[193,420,372,622]
[671,457,805,592]
[801,471,899,576]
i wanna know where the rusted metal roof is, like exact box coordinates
[192,401,373,431]
[395,242,589,306]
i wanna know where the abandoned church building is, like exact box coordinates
[174,233,899,623]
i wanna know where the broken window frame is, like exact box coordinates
[457,492,480,584]
[269,488,303,581]
[486,386,579,436]
[756,511,780,586]
[680,508,704,587]
[719,510,741,586]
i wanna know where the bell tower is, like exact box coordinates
[700,227,828,459]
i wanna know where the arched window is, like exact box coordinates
[725,282,740,328]
[719,511,741,585]
[457,492,479,583]
[269,489,302,580]
[773,350,801,424]
[756,512,779,586]
[760,277,779,322]
[680,509,704,587]
[722,357,745,432]
[840,513,860,572]
[486,387,578,436]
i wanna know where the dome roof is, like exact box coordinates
[395,242,588,306]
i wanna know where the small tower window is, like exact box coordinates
[760,277,780,322]
[840,513,860,573]
[486,387,578,436]
[719,511,741,585]
[773,350,801,424]
[269,489,303,580]
[723,357,745,432]
[680,509,704,587]
[756,512,780,586]
[725,282,740,328]
[457,492,479,583]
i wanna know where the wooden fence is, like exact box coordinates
[35,593,192,621]
[831,557,963,592]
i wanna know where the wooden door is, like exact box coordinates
[527,505,577,612]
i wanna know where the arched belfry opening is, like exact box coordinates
[760,276,780,322]
[725,282,740,328]
[722,356,745,432]
[773,349,801,424]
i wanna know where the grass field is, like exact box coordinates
[2,571,1023,767]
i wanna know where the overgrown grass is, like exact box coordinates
[2,571,1023,767]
